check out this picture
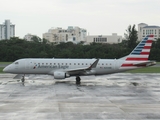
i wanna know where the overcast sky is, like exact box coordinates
[1,0,160,38]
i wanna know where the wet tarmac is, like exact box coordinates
[0,73,160,120]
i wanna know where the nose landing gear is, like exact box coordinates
[76,76,81,85]
[21,75,25,86]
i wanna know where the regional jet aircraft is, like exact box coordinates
[3,35,156,85]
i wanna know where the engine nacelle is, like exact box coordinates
[53,71,70,79]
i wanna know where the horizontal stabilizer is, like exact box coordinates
[133,61,156,66]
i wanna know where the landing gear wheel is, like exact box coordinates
[21,76,25,82]
[21,75,25,85]
[76,76,81,85]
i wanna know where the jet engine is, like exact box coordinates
[53,71,70,79]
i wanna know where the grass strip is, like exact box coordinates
[0,68,4,73]
[0,62,12,64]
[126,67,160,73]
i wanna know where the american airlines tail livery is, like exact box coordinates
[3,35,156,85]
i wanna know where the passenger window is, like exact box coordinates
[15,62,19,64]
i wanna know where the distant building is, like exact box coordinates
[138,23,160,40]
[85,33,122,44]
[24,34,40,41]
[43,26,87,43]
[0,20,15,40]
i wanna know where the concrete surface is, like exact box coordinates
[0,73,160,120]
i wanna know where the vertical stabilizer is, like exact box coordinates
[120,35,154,68]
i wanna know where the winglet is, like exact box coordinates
[87,59,99,70]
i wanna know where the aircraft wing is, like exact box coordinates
[66,59,99,75]
[133,61,156,67]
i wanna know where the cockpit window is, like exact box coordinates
[15,62,19,64]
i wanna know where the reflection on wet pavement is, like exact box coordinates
[0,73,160,119]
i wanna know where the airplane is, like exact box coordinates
[3,35,156,85]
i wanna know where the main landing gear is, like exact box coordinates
[76,76,81,85]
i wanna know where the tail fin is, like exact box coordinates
[120,35,154,61]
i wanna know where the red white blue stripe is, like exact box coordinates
[121,35,154,68]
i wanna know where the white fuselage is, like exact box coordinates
[3,58,139,77]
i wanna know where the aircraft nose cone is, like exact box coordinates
[3,67,7,72]
[3,67,9,73]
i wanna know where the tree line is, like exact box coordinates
[0,25,159,62]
